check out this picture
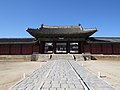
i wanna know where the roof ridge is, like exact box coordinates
[42,25,80,28]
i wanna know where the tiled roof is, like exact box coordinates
[26,25,97,38]
[0,38,36,44]
[87,37,120,43]
[0,37,120,44]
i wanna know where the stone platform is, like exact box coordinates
[10,60,115,90]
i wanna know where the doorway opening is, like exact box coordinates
[70,42,79,53]
[56,43,67,54]
[44,42,53,53]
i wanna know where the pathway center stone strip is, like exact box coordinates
[67,60,89,90]
[69,60,115,90]
[39,61,56,90]
[41,60,84,90]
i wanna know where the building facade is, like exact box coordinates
[0,24,120,55]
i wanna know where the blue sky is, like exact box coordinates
[0,0,120,38]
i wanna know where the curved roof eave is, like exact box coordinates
[26,29,97,38]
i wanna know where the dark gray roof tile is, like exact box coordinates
[0,38,36,44]
[88,37,120,43]
[27,25,97,38]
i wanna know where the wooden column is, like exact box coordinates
[20,44,22,55]
[80,42,84,54]
[9,44,11,55]
[39,41,45,54]
[89,44,91,54]
[78,42,81,54]
[32,45,33,54]
[66,41,70,53]
[111,44,114,54]
[101,44,103,54]
[53,41,56,54]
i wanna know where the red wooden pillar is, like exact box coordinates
[66,41,70,53]
[53,41,56,54]
[80,42,84,54]
[78,42,81,54]
[20,44,22,55]
[79,38,86,54]
[9,44,11,55]
[100,44,102,54]
[39,41,45,54]
[111,44,113,54]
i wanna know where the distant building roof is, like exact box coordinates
[0,38,36,44]
[0,37,120,44]
[88,37,120,43]
[26,24,97,39]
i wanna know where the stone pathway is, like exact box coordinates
[41,60,84,90]
[10,60,115,90]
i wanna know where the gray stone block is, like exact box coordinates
[60,84,69,88]
[52,84,60,88]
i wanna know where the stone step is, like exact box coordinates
[31,54,85,61]
[72,54,85,61]
[51,54,73,60]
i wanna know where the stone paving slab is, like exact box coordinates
[10,59,115,90]
[69,60,115,90]
[41,60,84,90]
[10,61,55,90]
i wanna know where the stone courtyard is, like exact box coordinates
[9,59,115,90]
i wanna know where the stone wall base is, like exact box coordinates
[0,55,31,62]
[91,54,120,60]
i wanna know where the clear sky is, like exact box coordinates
[0,0,120,38]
